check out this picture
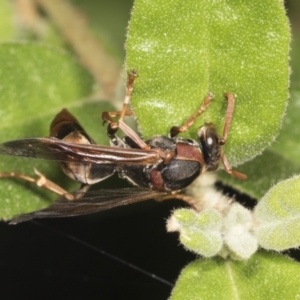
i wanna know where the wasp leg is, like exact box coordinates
[102,110,134,119]
[101,110,134,127]
[218,93,247,180]
[120,69,138,121]
[101,70,150,150]
[220,92,235,145]
[154,193,200,211]
[220,152,247,180]
[118,120,150,150]
[102,110,137,146]
[102,70,138,139]
[0,169,77,200]
[170,93,214,137]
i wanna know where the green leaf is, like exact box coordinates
[0,1,15,41]
[126,0,290,168]
[170,252,300,300]
[219,146,300,200]
[290,30,300,89]
[167,203,258,260]
[254,175,300,251]
[219,89,300,199]
[219,35,300,199]
[223,203,258,260]
[167,208,223,257]
[0,43,115,220]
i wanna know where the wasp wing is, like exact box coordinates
[10,188,166,224]
[0,138,161,165]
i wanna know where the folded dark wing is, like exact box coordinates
[10,188,165,224]
[0,138,161,165]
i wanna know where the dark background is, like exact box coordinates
[0,1,300,299]
[0,196,195,300]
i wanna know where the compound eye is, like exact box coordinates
[198,125,219,148]
[205,133,218,148]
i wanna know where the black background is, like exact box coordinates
[1,1,299,299]
[0,197,196,300]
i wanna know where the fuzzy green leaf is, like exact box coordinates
[223,203,258,260]
[218,149,300,200]
[168,203,258,260]
[0,43,115,220]
[219,36,300,199]
[167,208,223,257]
[254,175,300,251]
[126,0,290,168]
[0,1,15,41]
[170,252,300,300]
[219,89,300,199]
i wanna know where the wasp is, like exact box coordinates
[0,70,246,223]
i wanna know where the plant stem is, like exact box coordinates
[33,0,121,100]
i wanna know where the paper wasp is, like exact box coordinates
[0,70,246,223]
